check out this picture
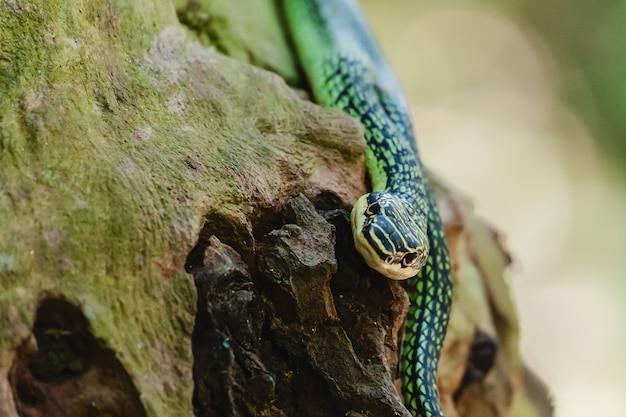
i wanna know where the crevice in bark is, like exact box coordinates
[8,295,146,417]
[454,329,499,401]
[189,194,409,417]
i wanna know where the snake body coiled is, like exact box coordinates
[284,1,453,416]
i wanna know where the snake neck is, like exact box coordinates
[281,0,427,198]
[322,53,433,250]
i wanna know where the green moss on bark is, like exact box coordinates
[175,0,299,85]
[0,1,363,416]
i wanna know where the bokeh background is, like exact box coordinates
[360,1,626,416]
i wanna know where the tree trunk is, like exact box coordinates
[0,1,552,417]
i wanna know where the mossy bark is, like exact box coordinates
[0,1,552,417]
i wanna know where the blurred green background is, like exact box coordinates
[360,0,626,416]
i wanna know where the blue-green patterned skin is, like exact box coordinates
[284,1,453,417]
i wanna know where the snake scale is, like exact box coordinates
[284,1,453,416]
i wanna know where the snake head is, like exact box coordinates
[351,192,429,280]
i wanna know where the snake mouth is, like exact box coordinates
[383,247,427,269]
[367,249,424,280]
[353,222,427,280]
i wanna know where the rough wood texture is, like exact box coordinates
[0,1,552,417]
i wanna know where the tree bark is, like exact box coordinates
[0,1,552,417]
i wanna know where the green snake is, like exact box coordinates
[284,0,453,416]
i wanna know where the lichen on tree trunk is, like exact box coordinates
[0,1,552,417]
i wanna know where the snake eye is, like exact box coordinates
[401,252,418,267]
[365,202,380,216]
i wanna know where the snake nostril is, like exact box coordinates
[401,252,418,267]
